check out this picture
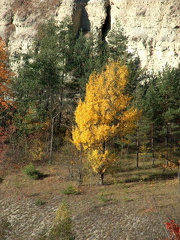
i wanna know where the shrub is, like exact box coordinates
[22,163,44,180]
[35,199,45,206]
[48,201,75,240]
[0,217,11,239]
[98,193,109,203]
[61,185,80,195]
[164,220,180,240]
[0,177,3,183]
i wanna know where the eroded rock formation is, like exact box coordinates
[0,0,179,71]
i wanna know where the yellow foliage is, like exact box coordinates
[162,162,178,169]
[72,61,141,151]
[72,61,141,178]
[88,149,116,175]
[55,202,71,223]
[28,139,45,161]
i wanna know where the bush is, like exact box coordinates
[0,177,3,183]
[61,185,80,195]
[22,163,44,180]
[48,202,75,240]
[98,192,111,203]
[164,220,180,240]
[35,199,45,206]
[0,217,11,239]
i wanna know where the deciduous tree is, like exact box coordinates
[72,62,141,184]
[0,37,14,127]
[13,19,108,163]
[0,37,15,162]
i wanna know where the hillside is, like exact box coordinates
[0,1,180,239]
[0,159,179,240]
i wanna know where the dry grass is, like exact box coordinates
[0,154,179,240]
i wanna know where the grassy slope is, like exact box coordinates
[0,156,179,240]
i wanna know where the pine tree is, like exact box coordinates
[142,67,180,166]
[14,19,73,163]
[156,67,180,165]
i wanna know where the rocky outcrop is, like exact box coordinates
[0,0,63,61]
[0,0,179,71]
[109,0,180,71]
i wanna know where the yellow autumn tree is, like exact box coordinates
[72,62,141,184]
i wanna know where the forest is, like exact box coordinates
[0,18,179,182]
[0,18,180,240]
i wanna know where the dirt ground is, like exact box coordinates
[0,163,180,240]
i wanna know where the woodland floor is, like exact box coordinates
[0,159,179,240]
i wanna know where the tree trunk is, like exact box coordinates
[136,130,139,168]
[165,124,169,167]
[99,172,104,185]
[151,137,155,166]
[102,141,106,153]
[49,116,54,164]
[151,126,155,166]
[99,141,106,185]
[78,147,83,184]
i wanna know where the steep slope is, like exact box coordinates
[0,0,179,71]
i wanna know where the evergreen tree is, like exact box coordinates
[13,19,108,162]
[14,19,76,163]
[106,21,142,96]
[143,75,163,165]
[142,67,180,166]
[156,67,180,165]
[13,18,143,164]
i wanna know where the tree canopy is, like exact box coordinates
[72,61,141,184]
[0,37,14,128]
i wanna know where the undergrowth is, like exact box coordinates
[0,176,3,183]
[48,201,75,240]
[0,217,11,239]
[61,185,80,195]
[22,163,46,180]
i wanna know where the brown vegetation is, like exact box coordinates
[0,150,179,240]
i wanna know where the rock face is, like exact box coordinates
[109,0,180,71]
[0,0,179,71]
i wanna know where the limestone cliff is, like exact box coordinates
[0,0,179,71]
